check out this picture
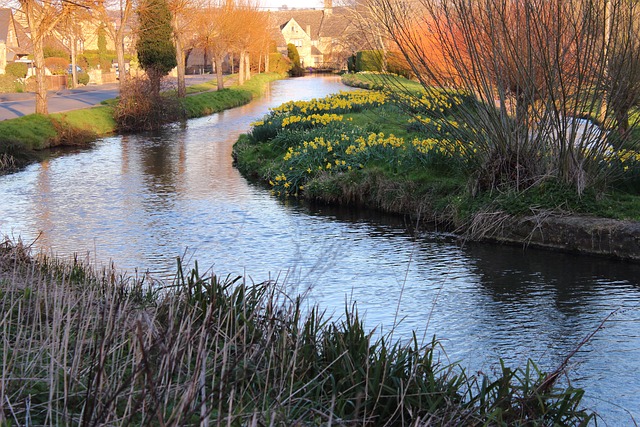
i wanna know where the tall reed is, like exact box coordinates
[0,238,593,425]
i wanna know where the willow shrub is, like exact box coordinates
[114,76,184,132]
[361,0,640,196]
[0,239,593,425]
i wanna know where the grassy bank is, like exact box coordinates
[0,239,593,425]
[0,73,284,173]
[233,74,640,225]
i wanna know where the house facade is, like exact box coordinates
[0,8,32,74]
[268,0,360,70]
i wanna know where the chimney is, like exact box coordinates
[324,0,332,15]
[306,25,311,36]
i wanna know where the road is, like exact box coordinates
[0,75,215,121]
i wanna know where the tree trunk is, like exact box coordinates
[173,16,186,98]
[175,36,186,98]
[115,28,127,86]
[215,55,224,90]
[33,36,48,115]
[238,51,245,85]
[245,52,250,80]
[265,51,269,73]
[70,36,78,88]
[148,68,162,98]
[615,107,630,141]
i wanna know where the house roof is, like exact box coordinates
[0,8,32,58]
[0,8,12,43]
[270,9,324,39]
[268,6,354,43]
[318,8,352,38]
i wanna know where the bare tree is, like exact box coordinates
[18,0,73,114]
[58,4,87,88]
[168,0,202,97]
[606,0,640,141]
[93,0,136,86]
[195,0,235,90]
[231,0,267,85]
[356,0,637,194]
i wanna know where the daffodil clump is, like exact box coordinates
[270,131,470,197]
[249,91,387,142]
[390,89,467,116]
[244,89,476,197]
[270,90,387,116]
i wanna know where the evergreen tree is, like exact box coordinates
[136,0,177,95]
[97,26,110,71]
[287,43,305,77]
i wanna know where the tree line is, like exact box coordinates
[12,0,270,115]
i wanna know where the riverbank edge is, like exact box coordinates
[301,176,640,262]
[232,76,640,263]
[0,72,285,172]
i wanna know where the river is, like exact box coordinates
[1,75,639,424]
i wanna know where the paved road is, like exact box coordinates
[0,75,215,121]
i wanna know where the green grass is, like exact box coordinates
[0,239,594,425]
[235,72,283,96]
[342,72,424,92]
[181,73,284,119]
[0,114,60,150]
[51,106,117,135]
[182,88,253,118]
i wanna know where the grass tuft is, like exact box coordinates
[0,238,594,425]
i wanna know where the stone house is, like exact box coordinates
[0,8,33,74]
[268,0,360,70]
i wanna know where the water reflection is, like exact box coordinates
[0,76,638,424]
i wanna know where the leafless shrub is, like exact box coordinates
[353,0,640,195]
[114,75,185,133]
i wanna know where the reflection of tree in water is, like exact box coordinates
[140,130,186,191]
[121,128,187,212]
[34,160,53,249]
[463,241,640,311]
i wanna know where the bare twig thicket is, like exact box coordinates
[353,0,640,195]
[114,76,184,132]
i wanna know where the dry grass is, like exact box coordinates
[0,238,594,426]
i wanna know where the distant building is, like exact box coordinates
[268,0,359,70]
[0,7,134,76]
[0,8,32,73]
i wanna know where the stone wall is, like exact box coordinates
[480,215,640,262]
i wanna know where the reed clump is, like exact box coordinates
[0,238,593,426]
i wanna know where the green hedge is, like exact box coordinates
[5,62,28,78]
[355,50,384,72]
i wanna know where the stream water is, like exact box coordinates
[1,75,639,424]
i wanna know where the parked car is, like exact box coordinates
[67,65,83,74]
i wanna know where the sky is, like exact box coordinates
[258,0,324,10]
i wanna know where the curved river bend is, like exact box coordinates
[1,76,639,424]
